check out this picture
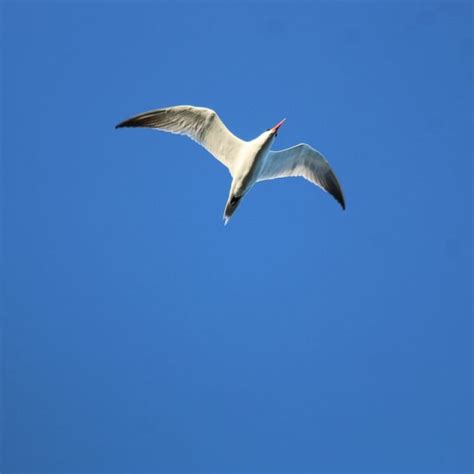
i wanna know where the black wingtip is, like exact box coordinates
[327,173,346,211]
[330,186,346,211]
[115,116,143,129]
[115,120,129,129]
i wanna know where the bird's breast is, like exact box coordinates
[234,145,269,194]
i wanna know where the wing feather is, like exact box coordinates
[116,106,244,174]
[257,143,345,209]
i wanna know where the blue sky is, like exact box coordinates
[2,1,472,472]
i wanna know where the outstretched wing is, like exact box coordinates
[116,105,245,174]
[257,143,345,209]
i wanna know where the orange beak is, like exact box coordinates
[271,118,286,133]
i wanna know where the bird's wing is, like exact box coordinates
[116,106,245,175]
[257,143,345,209]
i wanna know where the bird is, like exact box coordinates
[115,105,345,224]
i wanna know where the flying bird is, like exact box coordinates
[116,106,345,224]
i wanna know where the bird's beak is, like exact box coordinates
[271,118,286,133]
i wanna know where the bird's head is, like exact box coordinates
[267,118,286,137]
[258,118,286,149]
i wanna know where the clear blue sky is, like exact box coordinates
[2,2,472,472]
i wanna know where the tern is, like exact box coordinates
[116,105,345,224]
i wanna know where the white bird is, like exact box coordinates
[116,105,345,224]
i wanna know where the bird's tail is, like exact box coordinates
[223,194,242,225]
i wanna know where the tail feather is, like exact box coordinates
[223,194,242,225]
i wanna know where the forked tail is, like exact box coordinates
[223,194,242,225]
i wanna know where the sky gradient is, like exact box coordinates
[2,1,472,472]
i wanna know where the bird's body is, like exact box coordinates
[116,105,345,224]
[224,131,276,220]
